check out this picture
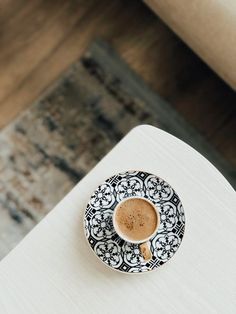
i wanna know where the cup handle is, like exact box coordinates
[139,242,152,261]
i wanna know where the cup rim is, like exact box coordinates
[112,196,160,244]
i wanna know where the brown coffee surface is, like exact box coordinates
[115,198,158,241]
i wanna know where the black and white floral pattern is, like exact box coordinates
[90,183,115,208]
[90,210,115,240]
[84,171,185,273]
[123,243,143,266]
[152,233,180,261]
[145,176,172,202]
[116,178,144,201]
[95,240,122,268]
[159,202,177,232]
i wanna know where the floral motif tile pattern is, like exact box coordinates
[84,171,185,273]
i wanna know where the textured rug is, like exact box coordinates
[0,40,234,259]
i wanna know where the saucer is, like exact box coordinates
[84,170,185,273]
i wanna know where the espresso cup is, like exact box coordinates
[113,197,160,261]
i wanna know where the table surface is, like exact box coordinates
[0,125,235,314]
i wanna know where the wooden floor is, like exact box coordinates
[0,0,235,167]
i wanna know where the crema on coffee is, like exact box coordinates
[114,198,158,241]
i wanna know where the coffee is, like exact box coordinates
[114,198,158,242]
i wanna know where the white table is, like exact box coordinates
[0,125,235,314]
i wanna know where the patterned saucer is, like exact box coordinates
[84,171,185,273]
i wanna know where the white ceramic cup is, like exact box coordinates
[113,196,160,260]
